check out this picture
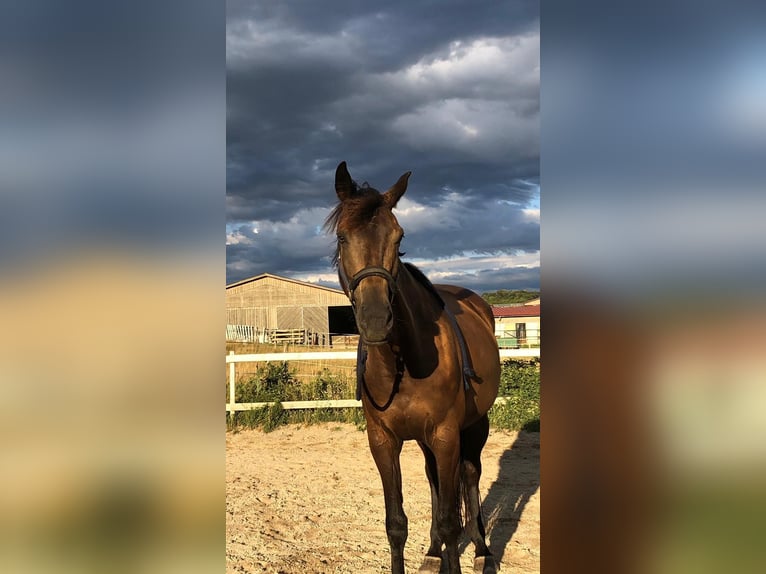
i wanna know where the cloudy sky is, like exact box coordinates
[226,1,539,292]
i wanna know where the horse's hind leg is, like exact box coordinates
[367,423,408,574]
[460,415,497,573]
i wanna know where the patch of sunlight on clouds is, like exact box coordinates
[225,230,250,246]
[403,36,536,87]
[392,197,427,216]
[457,120,479,137]
[522,208,540,222]
[292,272,341,286]
[412,252,540,275]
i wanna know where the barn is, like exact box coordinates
[226,273,356,345]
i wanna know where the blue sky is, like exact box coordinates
[226,1,539,292]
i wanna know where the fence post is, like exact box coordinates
[228,350,236,420]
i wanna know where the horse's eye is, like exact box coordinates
[337,234,346,243]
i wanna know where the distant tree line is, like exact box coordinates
[481,289,539,305]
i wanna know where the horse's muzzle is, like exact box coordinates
[357,302,393,345]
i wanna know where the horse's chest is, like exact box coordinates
[363,377,464,440]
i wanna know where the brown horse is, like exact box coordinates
[325,162,501,574]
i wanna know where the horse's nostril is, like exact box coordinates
[356,305,393,344]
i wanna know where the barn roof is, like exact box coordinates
[492,304,540,318]
[226,273,345,295]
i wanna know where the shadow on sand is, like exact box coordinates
[458,425,540,569]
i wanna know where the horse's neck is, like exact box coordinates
[363,264,445,396]
[391,264,443,354]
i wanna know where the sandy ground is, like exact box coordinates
[226,424,539,574]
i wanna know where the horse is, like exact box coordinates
[325,162,501,574]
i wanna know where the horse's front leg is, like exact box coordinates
[430,425,463,574]
[367,423,407,574]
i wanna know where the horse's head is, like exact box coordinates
[326,161,411,345]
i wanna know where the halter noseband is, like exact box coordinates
[339,264,398,309]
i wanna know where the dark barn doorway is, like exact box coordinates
[328,305,358,335]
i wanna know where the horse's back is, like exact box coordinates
[434,284,500,422]
[434,284,495,330]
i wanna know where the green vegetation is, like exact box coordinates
[481,289,539,305]
[227,359,540,433]
[487,358,540,431]
[227,363,366,431]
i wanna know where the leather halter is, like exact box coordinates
[338,259,398,310]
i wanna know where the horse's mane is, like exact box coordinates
[403,262,445,309]
[324,180,386,267]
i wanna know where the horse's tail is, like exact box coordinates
[458,460,467,532]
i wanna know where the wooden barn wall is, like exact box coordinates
[302,306,329,333]
[226,307,268,327]
[227,276,348,308]
[226,277,346,331]
[276,306,302,329]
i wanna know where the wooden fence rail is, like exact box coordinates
[226,348,539,414]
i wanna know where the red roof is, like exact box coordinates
[492,304,540,318]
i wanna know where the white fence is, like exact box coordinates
[496,328,541,349]
[227,324,540,349]
[226,324,331,345]
[226,324,260,342]
[226,348,540,414]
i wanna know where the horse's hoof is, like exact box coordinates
[418,555,442,573]
[474,555,498,573]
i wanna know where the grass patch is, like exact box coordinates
[228,402,286,433]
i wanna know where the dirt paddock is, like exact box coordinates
[226,424,539,573]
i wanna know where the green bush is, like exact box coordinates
[302,368,351,401]
[235,361,298,403]
[228,359,540,433]
[229,364,361,432]
[489,359,540,431]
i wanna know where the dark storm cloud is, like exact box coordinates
[227,0,538,72]
[227,1,539,291]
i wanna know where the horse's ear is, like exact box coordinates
[335,161,353,201]
[383,171,411,208]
